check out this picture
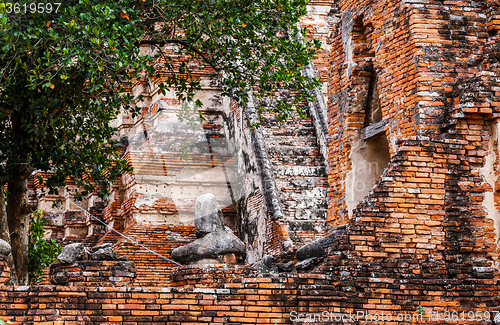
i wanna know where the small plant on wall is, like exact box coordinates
[28,208,62,284]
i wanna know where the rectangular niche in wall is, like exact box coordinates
[345,16,390,220]
[346,132,390,219]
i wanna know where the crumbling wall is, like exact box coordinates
[327,0,419,224]
[326,0,500,230]
[260,110,330,250]
[223,1,337,261]
[312,137,500,319]
[117,95,237,227]
[223,97,278,264]
[21,1,500,322]
[317,0,500,318]
[480,122,500,246]
[225,92,331,261]
[0,259,498,324]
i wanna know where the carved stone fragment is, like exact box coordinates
[171,193,246,264]
[58,243,88,264]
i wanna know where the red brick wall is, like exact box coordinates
[313,137,500,320]
[16,1,500,323]
[0,259,9,285]
[0,262,498,324]
[326,0,421,225]
[320,0,500,319]
[98,224,197,287]
[48,260,136,287]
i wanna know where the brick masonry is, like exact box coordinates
[17,0,500,323]
[48,260,136,287]
[0,258,9,285]
[100,224,196,286]
[316,0,500,320]
[0,260,498,324]
[261,112,329,249]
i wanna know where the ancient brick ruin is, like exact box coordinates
[1,0,500,323]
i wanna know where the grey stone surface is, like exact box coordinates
[194,193,225,238]
[91,245,118,261]
[91,243,114,253]
[251,255,278,273]
[244,95,292,254]
[171,229,245,264]
[0,238,11,259]
[256,96,330,252]
[296,224,347,261]
[295,257,323,271]
[172,230,245,264]
[172,194,246,264]
[118,135,129,148]
[277,261,295,272]
[296,240,327,261]
[58,243,87,264]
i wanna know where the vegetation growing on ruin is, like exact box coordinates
[28,208,61,284]
[0,0,320,284]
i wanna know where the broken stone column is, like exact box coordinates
[171,193,246,265]
[57,242,90,264]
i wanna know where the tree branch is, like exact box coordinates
[9,163,35,183]
[140,39,220,72]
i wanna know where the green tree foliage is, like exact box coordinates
[28,208,61,284]
[0,0,320,196]
[0,1,143,198]
[0,0,320,283]
[135,0,321,124]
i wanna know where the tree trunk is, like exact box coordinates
[6,111,37,285]
[0,182,19,285]
[7,179,33,285]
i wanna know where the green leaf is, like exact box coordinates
[28,208,62,284]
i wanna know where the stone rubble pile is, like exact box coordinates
[57,242,128,264]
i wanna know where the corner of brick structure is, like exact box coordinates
[311,135,500,316]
